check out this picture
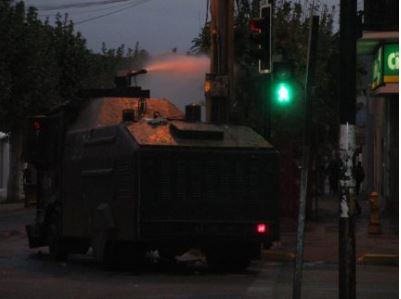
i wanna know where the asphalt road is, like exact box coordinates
[0,207,398,299]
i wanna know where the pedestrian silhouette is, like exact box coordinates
[355,161,365,195]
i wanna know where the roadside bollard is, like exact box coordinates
[368,192,382,235]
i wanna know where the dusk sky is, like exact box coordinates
[23,0,346,109]
[26,0,209,55]
[23,0,351,56]
[21,0,354,109]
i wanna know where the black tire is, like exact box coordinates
[102,241,118,269]
[205,244,251,272]
[158,246,181,262]
[206,252,250,272]
[47,211,68,261]
[70,242,90,255]
[103,241,146,270]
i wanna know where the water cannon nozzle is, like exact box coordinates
[129,69,147,77]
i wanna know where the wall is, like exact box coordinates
[0,135,10,202]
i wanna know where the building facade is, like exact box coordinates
[0,133,10,202]
[357,0,398,217]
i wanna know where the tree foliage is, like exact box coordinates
[191,0,339,148]
[0,1,150,133]
[0,0,149,201]
[87,41,149,89]
[1,2,58,131]
[191,1,339,217]
[270,2,339,150]
[190,23,211,55]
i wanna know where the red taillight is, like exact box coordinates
[33,121,40,130]
[257,223,268,234]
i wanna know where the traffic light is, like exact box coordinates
[272,62,295,106]
[276,82,292,103]
[249,4,271,74]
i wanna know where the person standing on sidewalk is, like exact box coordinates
[355,161,365,195]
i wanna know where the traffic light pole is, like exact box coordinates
[292,15,319,299]
[263,73,272,139]
[206,0,234,124]
[338,0,357,298]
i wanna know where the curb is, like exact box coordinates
[263,251,399,266]
[0,203,26,213]
[263,250,295,262]
[357,254,399,266]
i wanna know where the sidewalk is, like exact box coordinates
[0,201,26,213]
[265,194,399,265]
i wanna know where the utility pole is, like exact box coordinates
[338,0,357,298]
[205,0,234,124]
[292,15,319,299]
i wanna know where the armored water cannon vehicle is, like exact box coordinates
[25,70,280,271]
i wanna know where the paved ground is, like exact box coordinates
[266,194,399,265]
[0,199,398,299]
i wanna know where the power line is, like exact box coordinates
[36,0,132,11]
[38,0,136,18]
[74,0,152,25]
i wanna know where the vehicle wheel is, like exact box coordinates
[102,241,118,269]
[70,242,90,255]
[206,252,250,272]
[103,241,146,270]
[205,243,251,272]
[47,211,68,261]
[158,247,180,262]
[123,243,147,269]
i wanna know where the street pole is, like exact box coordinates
[339,0,357,298]
[206,0,234,124]
[263,74,271,140]
[292,14,319,299]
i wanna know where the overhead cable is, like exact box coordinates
[74,0,152,25]
[36,0,132,11]
[39,0,135,17]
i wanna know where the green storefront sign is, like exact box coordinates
[371,43,399,90]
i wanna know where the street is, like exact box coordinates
[0,207,397,299]
[0,1,398,298]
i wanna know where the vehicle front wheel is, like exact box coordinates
[47,211,68,261]
[103,241,146,270]
[205,243,252,272]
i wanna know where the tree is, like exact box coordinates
[0,1,150,201]
[191,0,339,217]
[84,41,149,89]
[190,0,339,144]
[0,2,65,201]
[190,23,211,55]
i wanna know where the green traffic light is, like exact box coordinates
[275,82,292,104]
[278,85,289,101]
